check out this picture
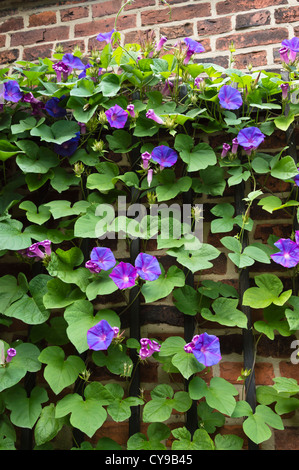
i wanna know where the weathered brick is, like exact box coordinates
[216,28,288,51]
[159,22,194,40]
[279,361,299,382]
[0,34,5,48]
[216,0,288,15]
[60,6,89,22]
[92,0,122,17]
[0,16,24,33]
[29,11,57,27]
[10,29,44,47]
[234,50,267,69]
[235,10,271,30]
[0,48,19,64]
[274,6,299,23]
[23,43,54,61]
[141,4,211,26]
[75,15,136,37]
[197,17,232,37]
[274,428,299,450]
[43,25,70,43]
[220,361,274,385]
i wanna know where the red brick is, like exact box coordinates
[10,29,44,47]
[274,6,299,23]
[0,34,5,48]
[234,50,268,69]
[23,44,54,61]
[125,0,155,9]
[0,48,19,64]
[254,223,292,243]
[43,26,70,43]
[55,39,86,54]
[141,4,211,26]
[220,361,274,385]
[92,0,122,17]
[279,361,299,382]
[197,17,232,37]
[216,28,288,51]
[235,10,271,30]
[159,22,194,41]
[29,11,57,27]
[216,0,288,15]
[75,15,136,37]
[274,427,299,450]
[0,16,24,33]
[60,6,89,22]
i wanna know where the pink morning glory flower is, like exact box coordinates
[151,145,178,168]
[85,260,102,274]
[3,80,23,102]
[25,240,52,259]
[237,127,265,153]
[89,246,116,271]
[5,348,17,363]
[147,168,153,187]
[139,338,161,360]
[271,239,299,268]
[141,151,151,169]
[221,143,230,158]
[280,46,290,64]
[162,80,174,96]
[146,109,165,125]
[135,253,161,281]
[109,261,138,289]
[97,29,116,44]
[155,36,167,52]
[231,138,239,154]
[280,83,289,99]
[184,332,222,367]
[218,85,243,110]
[53,61,71,81]
[105,104,128,129]
[127,104,135,117]
[87,319,118,351]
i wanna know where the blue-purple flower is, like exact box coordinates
[218,85,243,110]
[146,109,165,125]
[87,319,119,351]
[139,338,161,360]
[3,80,23,102]
[109,261,138,289]
[151,145,178,168]
[184,332,222,367]
[45,96,67,118]
[183,37,205,64]
[271,238,299,268]
[61,53,85,71]
[97,29,116,44]
[105,104,128,129]
[237,127,265,153]
[88,246,116,271]
[54,132,80,157]
[281,37,299,62]
[135,253,161,281]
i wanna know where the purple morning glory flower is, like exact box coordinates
[109,261,138,289]
[21,92,45,116]
[25,240,52,259]
[78,63,91,79]
[62,53,85,71]
[45,96,67,118]
[85,260,102,274]
[135,253,161,281]
[151,145,178,168]
[218,85,243,110]
[127,104,135,117]
[271,238,299,268]
[54,132,80,157]
[294,172,299,186]
[5,348,17,363]
[237,127,265,153]
[87,319,117,351]
[53,61,71,81]
[105,104,128,129]
[141,151,151,169]
[97,29,116,44]
[280,46,290,64]
[282,37,299,52]
[281,38,299,62]
[155,36,167,52]
[183,37,205,64]
[221,143,230,158]
[139,338,161,360]
[280,83,289,99]
[89,246,116,271]
[146,109,165,125]
[184,332,222,367]
[3,80,23,102]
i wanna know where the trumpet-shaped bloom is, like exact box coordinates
[271,238,299,268]
[282,37,299,52]
[280,83,289,99]
[183,37,205,64]
[155,36,167,52]
[97,29,115,44]
[109,261,138,289]
[61,53,85,71]
[3,80,23,102]
[25,240,52,259]
[87,319,117,351]
[141,151,151,169]
[184,332,222,367]
[54,132,80,157]
[221,143,230,158]
[85,260,102,274]
[139,338,161,360]
[151,145,178,168]
[45,96,67,118]
[147,168,153,187]
[237,127,265,152]
[5,348,16,363]
[53,61,71,81]
[105,104,128,129]
[127,104,135,117]
[89,246,116,271]
[146,109,165,125]
[135,252,161,281]
[218,85,243,110]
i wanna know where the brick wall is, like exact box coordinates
[1,0,299,451]
[0,0,299,69]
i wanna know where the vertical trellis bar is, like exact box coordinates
[234,181,259,451]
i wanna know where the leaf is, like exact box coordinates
[0,140,21,162]
[0,219,32,251]
[142,384,192,422]
[214,433,243,450]
[243,405,284,445]
[201,297,248,328]
[127,423,170,450]
[97,73,120,97]
[34,403,66,446]
[189,376,238,416]
[171,427,215,450]
[155,170,192,202]
[174,134,216,172]
[270,155,298,180]
[87,162,119,192]
[167,243,220,273]
[19,201,51,225]
[158,337,204,379]
[64,299,120,354]
[43,278,85,310]
[4,385,48,429]
[243,274,292,309]
[253,304,293,340]
[141,265,185,303]
[30,120,80,144]
[38,346,85,395]
[192,166,226,196]
[173,285,201,315]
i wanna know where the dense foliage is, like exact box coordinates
[1,3,299,450]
